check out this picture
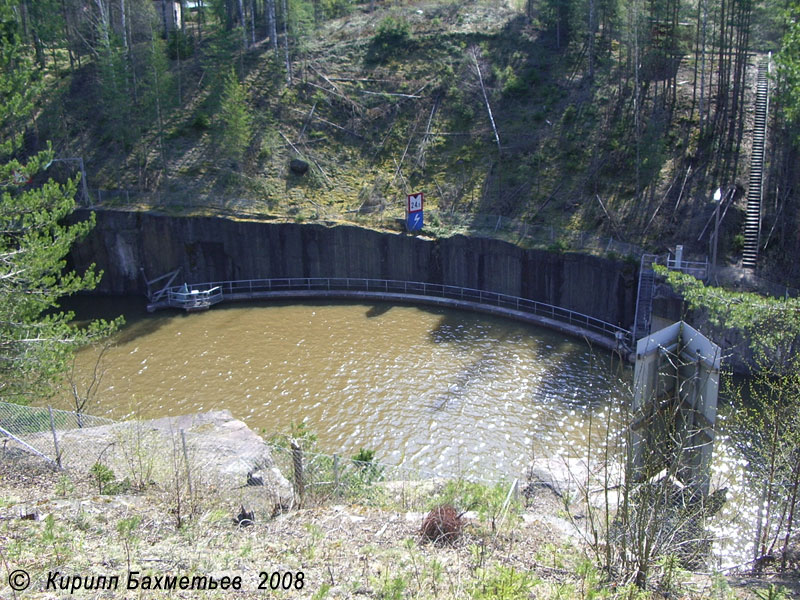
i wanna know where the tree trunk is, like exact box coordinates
[161,0,169,35]
[282,0,291,84]
[588,0,596,80]
[238,0,247,48]
[267,0,278,54]
[250,0,256,44]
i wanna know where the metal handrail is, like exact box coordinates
[161,277,632,346]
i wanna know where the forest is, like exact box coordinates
[3,0,800,283]
[0,0,798,285]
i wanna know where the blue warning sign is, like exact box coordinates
[406,192,424,232]
[406,210,424,232]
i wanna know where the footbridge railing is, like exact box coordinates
[148,277,633,351]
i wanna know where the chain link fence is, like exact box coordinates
[86,189,800,299]
[0,402,115,468]
[86,188,644,259]
[1,402,518,517]
[266,442,510,511]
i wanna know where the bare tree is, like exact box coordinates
[66,341,113,427]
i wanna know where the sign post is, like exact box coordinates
[406,192,424,232]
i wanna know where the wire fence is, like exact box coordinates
[87,188,800,300]
[266,442,511,511]
[0,402,115,467]
[86,188,645,259]
[0,402,519,516]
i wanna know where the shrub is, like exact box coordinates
[370,17,412,61]
[90,462,115,494]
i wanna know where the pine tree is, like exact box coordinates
[0,0,120,404]
[218,67,252,165]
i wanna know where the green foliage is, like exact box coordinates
[0,1,39,157]
[548,238,571,253]
[495,65,528,97]
[287,420,318,448]
[369,17,412,62]
[731,233,745,254]
[657,554,687,596]
[754,585,791,600]
[658,267,800,363]
[372,572,407,600]
[192,111,211,131]
[320,0,352,19]
[41,513,70,563]
[471,566,539,600]
[352,447,376,463]
[96,34,131,146]
[116,515,141,538]
[311,582,332,600]
[90,462,116,494]
[660,268,800,567]
[434,480,520,532]
[56,475,75,498]
[218,67,253,164]
[351,447,384,484]
[167,30,194,60]
[1,1,120,404]
[777,2,800,138]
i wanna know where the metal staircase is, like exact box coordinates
[742,58,770,269]
[633,254,658,343]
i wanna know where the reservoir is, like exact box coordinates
[58,295,754,564]
[59,296,629,479]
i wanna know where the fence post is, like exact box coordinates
[48,406,62,470]
[333,453,340,490]
[180,429,194,508]
[291,440,305,506]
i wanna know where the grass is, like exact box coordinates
[1,436,796,599]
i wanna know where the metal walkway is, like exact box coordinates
[146,277,634,354]
[633,254,658,344]
[742,57,771,269]
[631,252,709,345]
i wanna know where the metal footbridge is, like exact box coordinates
[146,276,633,354]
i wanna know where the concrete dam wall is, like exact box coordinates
[69,210,639,330]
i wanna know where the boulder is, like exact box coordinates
[15,410,293,507]
[289,159,309,175]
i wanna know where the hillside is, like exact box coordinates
[32,0,790,282]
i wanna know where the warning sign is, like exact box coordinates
[406,192,424,232]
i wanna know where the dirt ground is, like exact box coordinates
[1,445,798,599]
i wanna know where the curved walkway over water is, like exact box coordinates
[146,277,633,355]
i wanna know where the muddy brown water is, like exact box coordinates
[57,296,630,478]
[54,296,755,565]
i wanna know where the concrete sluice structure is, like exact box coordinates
[631,321,721,497]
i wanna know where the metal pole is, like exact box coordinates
[180,429,194,505]
[291,440,304,506]
[712,188,722,283]
[78,158,89,206]
[333,453,340,490]
[48,406,63,470]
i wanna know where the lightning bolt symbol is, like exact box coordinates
[414,213,422,227]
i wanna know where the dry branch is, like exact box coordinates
[360,90,422,99]
[287,108,363,139]
[414,95,441,169]
[471,47,501,154]
[307,66,364,115]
